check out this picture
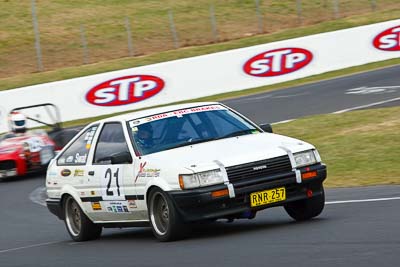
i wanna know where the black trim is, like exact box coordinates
[168,164,327,222]
[100,221,150,228]
[126,195,145,200]
[46,198,63,220]
[81,196,103,202]
[80,195,144,202]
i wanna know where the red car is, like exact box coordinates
[0,104,79,180]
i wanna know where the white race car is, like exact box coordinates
[46,102,327,242]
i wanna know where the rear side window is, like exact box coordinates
[57,125,98,166]
[94,123,131,164]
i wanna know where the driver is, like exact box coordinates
[136,123,154,149]
[10,112,27,134]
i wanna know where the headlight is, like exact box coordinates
[179,169,224,189]
[293,150,318,168]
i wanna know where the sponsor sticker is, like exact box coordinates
[47,170,58,178]
[61,169,71,177]
[74,169,85,177]
[243,47,313,77]
[135,162,147,183]
[140,168,161,178]
[84,126,98,150]
[105,201,131,213]
[66,156,74,163]
[91,202,102,211]
[129,105,226,127]
[128,200,137,209]
[75,153,87,164]
[373,25,400,51]
[86,75,165,107]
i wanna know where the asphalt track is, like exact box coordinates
[1,65,400,267]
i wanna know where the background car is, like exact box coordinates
[0,103,80,180]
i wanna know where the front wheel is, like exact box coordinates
[148,188,186,242]
[64,196,102,242]
[284,187,325,221]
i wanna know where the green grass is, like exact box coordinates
[273,106,400,188]
[0,1,400,88]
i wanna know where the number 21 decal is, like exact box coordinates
[105,168,120,196]
[101,167,125,200]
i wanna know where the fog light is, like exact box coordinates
[211,189,229,198]
[307,189,313,198]
[302,171,317,180]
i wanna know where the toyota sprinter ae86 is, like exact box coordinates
[46,102,326,242]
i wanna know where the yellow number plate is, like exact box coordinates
[250,187,286,207]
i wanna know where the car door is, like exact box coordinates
[88,122,138,222]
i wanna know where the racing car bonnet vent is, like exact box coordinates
[225,155,292,184]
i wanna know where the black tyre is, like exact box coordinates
[148,188,186,242]
[64,196,102,242]
[284,187,325,221]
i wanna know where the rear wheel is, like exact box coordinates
[64,196,102,241]
[148,188,186,242]
[284,187,325,221]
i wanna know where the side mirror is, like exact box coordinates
[259,123,273,133]
[110,151,133,165]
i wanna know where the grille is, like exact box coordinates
[0,160,16,171]
[226,155,292,184]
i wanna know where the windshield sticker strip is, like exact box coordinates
[129,105,227,127]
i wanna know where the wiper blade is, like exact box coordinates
[218,129,256,139]
[169,129,257,150]
[172,138,218,149]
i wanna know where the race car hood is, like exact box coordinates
[142,133,315,172]
[0,136,29,153]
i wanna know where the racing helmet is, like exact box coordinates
[10,112,27,134]
[136,123,153,147]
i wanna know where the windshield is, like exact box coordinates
[128,105,260,155]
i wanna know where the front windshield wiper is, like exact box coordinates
[168,129,257,150]
[218,129,257,139]
[172,137,219,149]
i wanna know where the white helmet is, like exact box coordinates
[10,112,27,134]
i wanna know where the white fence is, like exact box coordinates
[1,18,400,133]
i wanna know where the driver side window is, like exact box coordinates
[94,122,131,165]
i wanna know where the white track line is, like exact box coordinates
[271,96,400,125]
[332,96,400,114]
[29,186,47,207]
[272,119,295,125]
[0,241,63,254]
[326,196,400,205]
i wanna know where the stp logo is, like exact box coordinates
[373,25,400,51]
[86,75,165,106]
[243,47,313,77]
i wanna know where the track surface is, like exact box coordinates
[223,64,400,123]
[1,65,400,267]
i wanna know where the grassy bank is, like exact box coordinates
[1,5,400,90]
[273,106,400,188]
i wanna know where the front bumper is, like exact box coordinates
[0,158,20,179]
[168,164,327,222]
